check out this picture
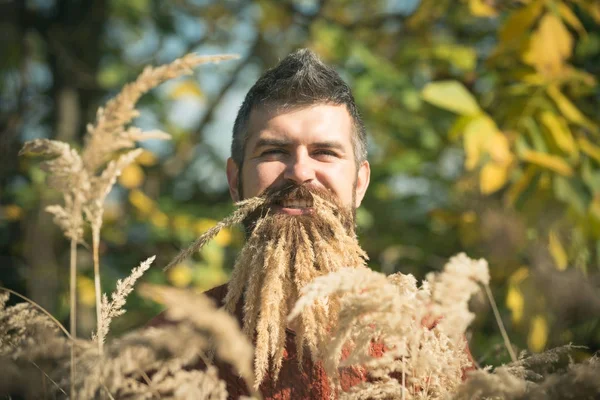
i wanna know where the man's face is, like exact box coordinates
[226,104,370,213]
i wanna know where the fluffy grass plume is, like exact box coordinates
[1,261,259,399]
[20,52,239,360]
[138,284,259,399]
[82,53,239,173]
[93,255,156,346]
[289,253,487,399]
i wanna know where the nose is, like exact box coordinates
[283,152,315,185]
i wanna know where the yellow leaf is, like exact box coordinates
[77,276,96,307]
[540,111,577,156]
[499,0,544,44]
[557,3,586,36]
[169,80,203,99]
[528,315,548,352]
[194,218,218,235]
[547,86,598,132]
[521,150,574,176]
[129,189,155,215]
[118,163,145,189]
[549,230,568,270]
[422,80,481,116]
[509,266,530,284]
[590,196,600,221]
[480,162,509,194]
[469,0,497,17]
[215,228,232,247]
[136,150,158,167]
[168,264,193,288]
[463,115,498,169]
[2,204,23,221]
[506,286,525,324]
[150,210,169,229]
[578,137,600,164]
[523,13,573,78]
[173,214,192,234]
[488,132,514,166]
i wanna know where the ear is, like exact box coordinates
[226,158,240,202]
[354,160,370,208]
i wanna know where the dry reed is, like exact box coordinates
[288,253,487,399]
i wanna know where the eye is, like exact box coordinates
[260,148,287,157]
[313,150,339,159]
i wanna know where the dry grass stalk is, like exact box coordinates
[18,138,90,397]
[289,253,488,399]
[138,284,259,399]
[164,196,266,271]
[82,53,239,174]
[1,257,256,399]
[21,53,239,360]
[93,255,156,346]
[452,348,600,400]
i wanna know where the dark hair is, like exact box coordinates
[231,49,367,167]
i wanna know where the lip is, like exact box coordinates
[272,204,314,216]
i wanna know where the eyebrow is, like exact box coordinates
[253,138,346,153]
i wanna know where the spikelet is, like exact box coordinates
[426,253,490,342]
[164,196,266,271]
[19,139,89,244]
[138,284,257,398]
[82,54,239,173]
[83,148,143,232]
[289,253,486,399]
[93,256,156,345]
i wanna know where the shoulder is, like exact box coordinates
[203,283,229,306]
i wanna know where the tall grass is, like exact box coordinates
[4,53,599,399]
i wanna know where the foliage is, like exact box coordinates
[0,0,599,376]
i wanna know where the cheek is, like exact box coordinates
[243,162,286,194]
[319,165,357,203]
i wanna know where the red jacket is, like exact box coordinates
[148,283,476,399]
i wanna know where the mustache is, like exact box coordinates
[260,181,337,207]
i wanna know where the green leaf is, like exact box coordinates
[582,159,600,194]
[553,176,588,215]
[421,81,482,116]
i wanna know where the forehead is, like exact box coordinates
[245,104,354,150]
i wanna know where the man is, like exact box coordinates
[220,48,372,397]
[153,49,474,398]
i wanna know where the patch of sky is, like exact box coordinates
[1,71,22,111]
[21,124,52,143]
[168,97,205,131]
[437,147,464,180]
[122,20,161,64]
[388,174,431,197]
[200,62,262,163]
[366,134,384,164]
[27,61,53,91]
[155,35,189,64]
[187,0,212,6]
[384,0,420,15]
[134,107,174,158]
[172,10,206,42]
[174,148,229,198]
[292,0,320,16]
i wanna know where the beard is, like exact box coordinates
[222,182,368,387]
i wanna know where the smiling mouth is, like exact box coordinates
[274,198,314,215]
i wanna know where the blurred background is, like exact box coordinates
[1,0,599,367]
